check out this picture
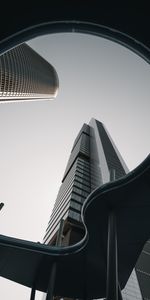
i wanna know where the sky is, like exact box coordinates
[0,32,150,299]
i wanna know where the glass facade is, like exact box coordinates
[43,124,91,245]
[136,240,150,300]
[0,43,58,101]
[122,270,142,300]
[43,118,143,300]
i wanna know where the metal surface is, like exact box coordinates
[0,4,150,65]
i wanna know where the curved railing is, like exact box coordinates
[0,154,150,300]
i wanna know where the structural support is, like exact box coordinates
[46,219,63,300]
[118,284,123,300]
[106,211,118,300]
[46,262,57,300]
[30,287,36,300]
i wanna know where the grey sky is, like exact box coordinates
[0,33,150,299]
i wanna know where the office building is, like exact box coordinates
[44,118,143,300]
[0,43,58,101]
[136,241,150,300]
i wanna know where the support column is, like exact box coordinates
[118,284,123,300]
[106,211,118,300]
[30,287,36,300]
[46,219,63,300]
[46,262,57,300]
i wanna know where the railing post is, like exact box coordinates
[46,262,57,300]
[106,211,118,300]
[118,283,123,300]
[46,219,64,300]
[30,287,36,300]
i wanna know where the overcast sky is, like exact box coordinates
[0,33,150,299]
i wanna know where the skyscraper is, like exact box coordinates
[0,43,58,101]
[43,118,142,300]
[136,240,150,300]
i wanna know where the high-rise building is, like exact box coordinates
[43,118,143,300]
[0,43,58,101]
[136,240,150,300]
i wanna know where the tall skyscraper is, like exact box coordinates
[136,240,150,300]
[0,43,58,101]
[43,118,143,300]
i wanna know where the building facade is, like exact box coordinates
[44,118,143,300]
[136,241,150,300]
[0,43,58,101]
